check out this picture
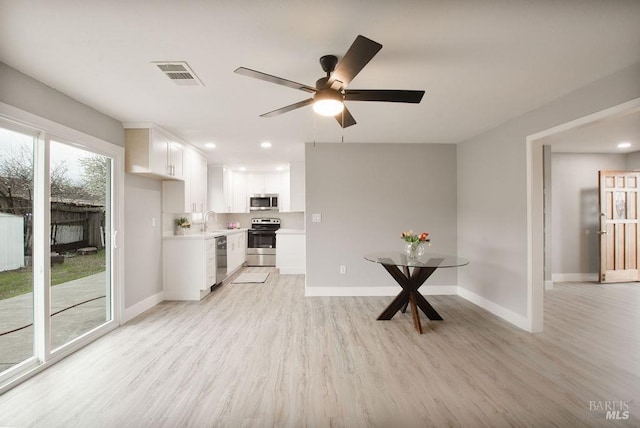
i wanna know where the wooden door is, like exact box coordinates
[599,170,640,283]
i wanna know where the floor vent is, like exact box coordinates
[152,61,204,86]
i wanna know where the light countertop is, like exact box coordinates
[276,229,306,235]
[163,228,248,240]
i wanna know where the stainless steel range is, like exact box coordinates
[246,218,281,266]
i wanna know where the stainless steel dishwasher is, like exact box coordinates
[215,235,227,285]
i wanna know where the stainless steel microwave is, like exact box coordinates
[249,194,279,211]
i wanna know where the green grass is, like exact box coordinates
[0,250,106,300]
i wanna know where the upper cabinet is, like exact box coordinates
[208,165,233,213]
[289,162,305,212]
[125,126,184,180]
[232,172,247,213]
[209,167,296,213]
[163,146,208,213]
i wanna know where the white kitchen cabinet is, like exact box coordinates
[168,139,184,178]
[187,148,207,213]
[276,230,305,274]
[213,169,292,213]
[125,126,184,180]
[227,230,247,274]
[163,146,208,213]
[208,165,233,213]
[264,173,280,194]
[289,162,305,212]
[247,172,280,195]
[232,172,248,213]
[163,236,217,300]
[246,171,289,208]
[247,173,264,195]
[279,171,291,212]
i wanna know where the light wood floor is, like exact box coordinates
[0,271,638,427]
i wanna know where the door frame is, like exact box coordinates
[0,101,125,394]
[526,97,640,333]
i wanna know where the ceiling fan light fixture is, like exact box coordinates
[313,89,344,117]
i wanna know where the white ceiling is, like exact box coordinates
[1,1,640,171]
[545,108,640,153]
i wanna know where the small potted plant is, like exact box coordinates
[175,217,191,235]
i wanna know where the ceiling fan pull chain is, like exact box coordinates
[313,110,316,148]
[341,108,345,143]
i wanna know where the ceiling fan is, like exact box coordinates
[234,35,425,128]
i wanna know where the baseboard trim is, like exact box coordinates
[122,291,164,324]
[304,285,458,297]
[551,273,598,282]
[545,280,554,290]
[457,287,530,331]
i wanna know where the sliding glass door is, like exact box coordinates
[0,126,36,374]
[0,114,122,393]
[49,141,112,351]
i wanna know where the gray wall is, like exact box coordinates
[626,151,640,170]
[551,153,626,275]
[0,61,163,310]
[305,143,457,289]
[457,62,640,318]
[0,62,124,146]
[124,174,163,304]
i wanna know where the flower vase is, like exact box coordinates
[405,242,424,259]
[175,227,185,236]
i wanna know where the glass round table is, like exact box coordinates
[364,252,469,334]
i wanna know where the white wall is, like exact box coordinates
[457,62,640,326]
[551,153,626,276]
[305,143,457,292]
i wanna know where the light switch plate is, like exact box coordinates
[312,213,322,223]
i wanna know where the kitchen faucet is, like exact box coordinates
[203,210,216,232]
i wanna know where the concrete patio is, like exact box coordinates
[0,271,108,373]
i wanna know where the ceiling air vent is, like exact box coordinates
[152,61,204,86]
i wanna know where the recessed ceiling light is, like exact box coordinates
[618,142,632,148]
[238,167,247,172]
[276,166,283,171]
[205,143,216,149]
[261,141,272,148]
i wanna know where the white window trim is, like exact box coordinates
[0,101,125,394]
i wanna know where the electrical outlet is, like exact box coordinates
[340,265,346,274]
[312,213,322,223]
[151,217,156,227]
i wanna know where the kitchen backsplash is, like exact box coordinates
[163,211,304,235]
[226,212,305,230]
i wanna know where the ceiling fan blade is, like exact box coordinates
[335,107,357,128]
[234,67,316,93]
[260,98,314,118]
[344,89,425,103]
[328,35,382,88]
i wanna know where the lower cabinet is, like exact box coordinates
[163,236,217,301]
[227,231,247,274]
[275,231,306,274]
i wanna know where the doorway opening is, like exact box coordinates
[527,98,640,332]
